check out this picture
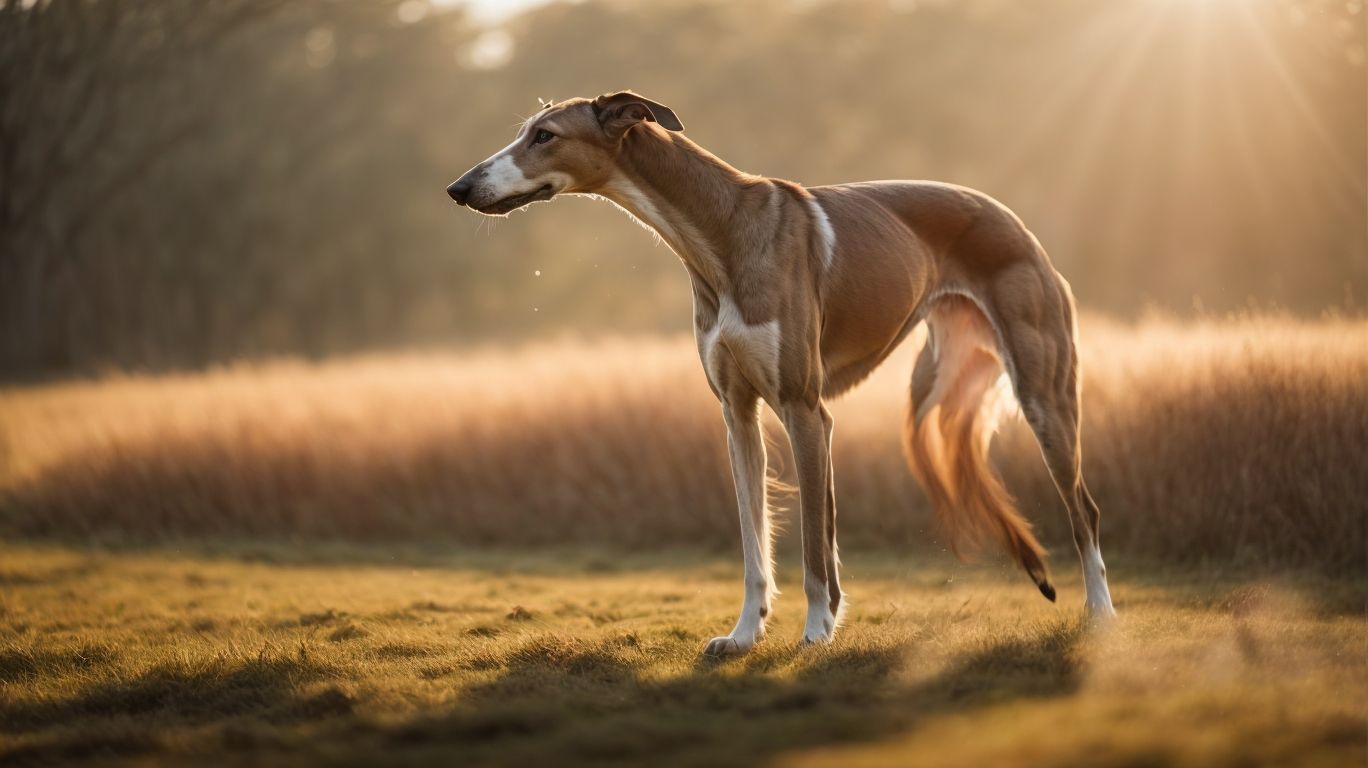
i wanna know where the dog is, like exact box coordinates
[447,91,1117,655]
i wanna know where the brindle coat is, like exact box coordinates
[447,91,1117,656]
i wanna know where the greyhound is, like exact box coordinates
[446,91,1117,656]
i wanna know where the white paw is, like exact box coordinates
[800,631,834,646]
[800,613,836,646]
[702,634,754,657]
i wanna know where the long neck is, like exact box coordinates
[598,127,768,293]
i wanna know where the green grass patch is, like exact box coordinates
[0,544,1363,766]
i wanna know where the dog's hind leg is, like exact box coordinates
[989,263,1116,618]
[703,386,775,656]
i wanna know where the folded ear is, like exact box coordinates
[593,90,685,138]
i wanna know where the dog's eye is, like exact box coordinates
[532,129,555,145]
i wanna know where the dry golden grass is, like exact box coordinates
[0,544,1362,767]
[2,314,1366,573]
[2,317,1365,766]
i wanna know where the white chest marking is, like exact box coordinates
[700,296,782,397]
[807,197,836,270]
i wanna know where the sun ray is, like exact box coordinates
[1046,7,1170,252]
[995,2,1155,181]
[1235,2,1367,210]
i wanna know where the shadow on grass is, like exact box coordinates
[0,621,1084,767]
[371,620,1084,766]
[0,653,350,765]
[0,643,119,685]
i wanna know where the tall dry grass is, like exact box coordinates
[1,315,1365,573]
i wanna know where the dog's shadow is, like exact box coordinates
[0,618,1084,766]
[382,619,1085,765]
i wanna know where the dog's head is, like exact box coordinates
[445,91,684,216]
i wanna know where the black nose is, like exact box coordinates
[446,178,473,206]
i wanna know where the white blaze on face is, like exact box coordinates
[471,115,572,204]
[474,123,537,200]
[482,153,530,198]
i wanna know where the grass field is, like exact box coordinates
[3,314,1366,571]
[2,315,1366,765]
[1,544,1363,767]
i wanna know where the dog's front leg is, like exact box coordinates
[703,392,774,657]
[782,400,843,645]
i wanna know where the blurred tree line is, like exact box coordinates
[1,0,1364,377]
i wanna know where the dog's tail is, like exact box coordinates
[903,295,1054,601]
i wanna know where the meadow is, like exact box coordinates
[0,545,1363,767]
[2,313,1366,571]
[1,314,1367,766]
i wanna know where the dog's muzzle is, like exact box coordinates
[446,170,555,216]
[473,184,555,215]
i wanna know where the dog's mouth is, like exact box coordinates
[476,184,556,216]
